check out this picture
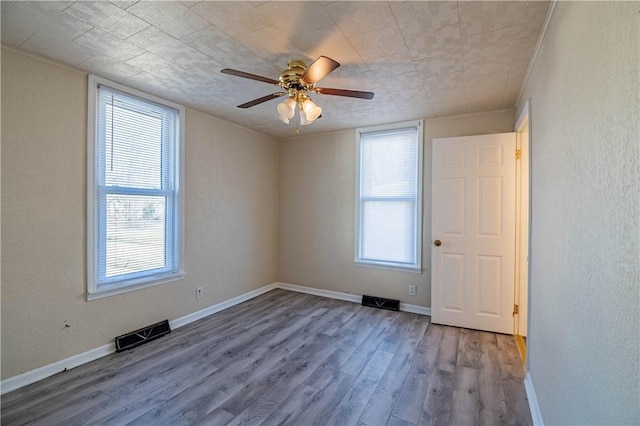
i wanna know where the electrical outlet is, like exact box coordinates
[196,287,203,299]
[409,285,417,296]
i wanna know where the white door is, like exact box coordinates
[431,133,516,334]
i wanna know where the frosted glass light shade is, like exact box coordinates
[302,99,322,122]
[299,111,311,126]
[277,97,297,124]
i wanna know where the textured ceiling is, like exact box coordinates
[1,1,550,138]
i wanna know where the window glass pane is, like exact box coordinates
[98,88,177,190]
[91,80,182,294]
[105,194,169,279]
[360,129,417,198]
[361,200,416,264]
[104,103,163,189]
[356,122,422,270]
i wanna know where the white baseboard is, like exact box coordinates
[524,372,545,426]
[1,281,430,394]
[277,282,361,303]
[275,282,431,316]
[1,283,278,395]
[169,283,278,329]
[0,343,114,396]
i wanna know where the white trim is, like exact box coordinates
[277,282,361,304]
[275,282,431,316]
[399,302,431,316]
[515,1,558,109]
[516,98,531,133]
[525,372,545,426]
[169,283,278,329]
[1,281,430,394]
[0,344,114,395]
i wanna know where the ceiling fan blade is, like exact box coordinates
[221,68,280,85]
[300,56,340,85]
[315,87,375,100]
[237,92,286,108]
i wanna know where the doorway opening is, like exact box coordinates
[514,100,531,364]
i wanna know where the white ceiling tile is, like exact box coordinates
[126,1,209,39]
[415,54,463,78]
[79,54,142,79]
[1,1,16,14]
[465,72,509,92]
[430,96,468,117]
[390,1,459,38]
[180,26,229,51]
[1,1,92,46]
[74,28,145,62]
[507,58,530,81]
[190,1,270,38]
[466,91,504,113]
[406,24,461,61]
[422,72,466,93]
[349,25,407,61]
[183,33,279,78]
[501,82,521,109]
[462,25,520,59]
[126,26,221,75]
[366,52,417,79]
[124,51,189,79]
[65,2,150,39]
[1,7,44,46]
[237,25,302,61]
[254,2,334,39]
[463,54,512,78]
[179,1,202,8]
[292,25,362,67]
[378,71,422,93]
[22,28,96,66]
[459,1,526,38]
[323,1,396,38]
[513,33,539,62]
[520,1,551,38]
[110,1,139,10]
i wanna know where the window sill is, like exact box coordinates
[354,260,422,274]
[87,272,185,301]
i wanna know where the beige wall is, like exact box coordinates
[278,110,514,307]
[517,2,639,424]
[1,48,279,379]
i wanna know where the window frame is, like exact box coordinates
[354,120,424,273]
[87,74,185,300]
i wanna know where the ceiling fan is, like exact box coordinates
[221,56,374,126]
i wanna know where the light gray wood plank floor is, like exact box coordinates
[1,289,532,426]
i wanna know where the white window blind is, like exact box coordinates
[356,121,423,271]
[88,76,184,299]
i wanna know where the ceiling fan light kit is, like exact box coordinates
[221,56,374,130]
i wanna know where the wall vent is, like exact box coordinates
[115,320,171,352]
[362,295,400,311]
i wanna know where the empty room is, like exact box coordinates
[1,1,638,425]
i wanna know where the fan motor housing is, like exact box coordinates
[279,60,308,89]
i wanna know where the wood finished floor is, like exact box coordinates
[1,289,532,426]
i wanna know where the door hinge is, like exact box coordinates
[512,304,519,316]
[515,149,521,160]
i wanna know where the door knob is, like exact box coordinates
[434,240,442,246]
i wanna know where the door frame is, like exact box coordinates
[514,99,532,366]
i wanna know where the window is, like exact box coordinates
[87,75,184,299]
[355,120,423,272]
